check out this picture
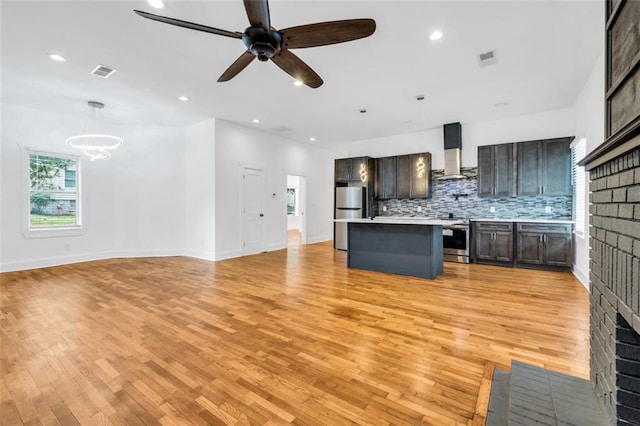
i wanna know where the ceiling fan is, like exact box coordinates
[134,0,376,88]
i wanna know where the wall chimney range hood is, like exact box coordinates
[439,122,466,180]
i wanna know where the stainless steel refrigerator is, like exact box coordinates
[334,187,365,250]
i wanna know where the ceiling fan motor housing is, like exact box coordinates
[243,27,282,61]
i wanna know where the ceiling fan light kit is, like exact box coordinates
[134,0,376,88]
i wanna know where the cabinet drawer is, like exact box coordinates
[475,222,513,232]
[516,223,572,234]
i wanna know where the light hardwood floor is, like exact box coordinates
[0,242,590,425]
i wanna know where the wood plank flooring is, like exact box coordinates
[0,242,590,425]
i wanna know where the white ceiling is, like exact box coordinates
[2,0,603,148]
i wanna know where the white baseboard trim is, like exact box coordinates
[1,249,189,273]
[215,250,243,261]
[111,249,186,258]
[183,250,216,261]
[264,242,286,252]
[1,252,115,273]
[307,234,332,244]
[572,264,590,290]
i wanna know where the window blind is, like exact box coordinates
[571,139,587,234]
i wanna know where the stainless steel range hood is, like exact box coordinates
[439,122,466,180]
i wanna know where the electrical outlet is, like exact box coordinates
[417,206,422,212]
[545,206,553,213]
[490,206,496,213]
[382,206,387,212]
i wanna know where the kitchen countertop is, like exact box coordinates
[334,217,467,226]
[470,218,574,224]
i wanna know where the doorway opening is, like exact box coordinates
[286,174,306,248]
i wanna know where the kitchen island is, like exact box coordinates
[335,217,464,279]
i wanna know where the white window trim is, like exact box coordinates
[22,148,85,238]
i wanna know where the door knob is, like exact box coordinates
[259,213,264,217]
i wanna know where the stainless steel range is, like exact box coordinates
[441,219,470,263]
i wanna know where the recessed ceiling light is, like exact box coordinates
[252,119,260,124]
[179,96,189,101]
[494,102,509,108]
[429,31,443,41]
[147,0,164,9]
[49,53,66,62]
[293,80,303,87]
[309,137,316,142]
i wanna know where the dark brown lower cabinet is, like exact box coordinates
[516,223,572,268]
[473,221,573,270]
[474,222,514,264]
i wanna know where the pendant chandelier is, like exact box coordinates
[66,101,123,161]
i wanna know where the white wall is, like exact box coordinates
[342,107,575,169]
[111,124,186,257]
[184,119,216,260]
[214,120,333,260]
[1,103,188,271]
[572,51,606,289]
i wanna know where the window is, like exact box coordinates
[27,151,81,232]
[571,138,587,235]
[64,170,76,189]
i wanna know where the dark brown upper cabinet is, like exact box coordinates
[335,157,371,183]
[516,137,573,196]
[477,143,515,197]
[408,153,431,198]
[395,155,412,198]
[376,153,431,200]
[376,156,397,199]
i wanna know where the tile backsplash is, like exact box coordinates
[377,167,573,219]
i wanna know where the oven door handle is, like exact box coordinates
[443,225,469,230]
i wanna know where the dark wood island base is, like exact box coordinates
[347,222,444,279]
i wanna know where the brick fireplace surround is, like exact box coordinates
[587,144,640,425]
[583,1,640,423]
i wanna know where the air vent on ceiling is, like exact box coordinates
[477,50,497,67]
[91,64,117,79]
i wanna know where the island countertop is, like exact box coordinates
[334,217,467,226]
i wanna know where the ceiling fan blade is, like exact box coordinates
[271,50,323,89]
[243,0,271,31]
[217,51,256,82]
[280,19,376,49]
[134,10,243,39]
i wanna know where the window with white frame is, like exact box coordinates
[28,152,80,229]
[571,138,587,235]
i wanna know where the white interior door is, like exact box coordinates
[242,167,264,255]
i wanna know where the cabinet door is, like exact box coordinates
[545,233,572,267]
[379,157,396,199]
[517,141,542,196]
[475,230,495,261]
[477,146,495,197]
[494,231,514,262]
[494,143,514,197]
[395,155,411,198]
[351,157,368,183]
[542,138,572,195]
[335,159,352,182]
[410,153,430,198]
[517,232,544,264]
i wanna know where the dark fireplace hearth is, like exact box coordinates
[616,315,640,424]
